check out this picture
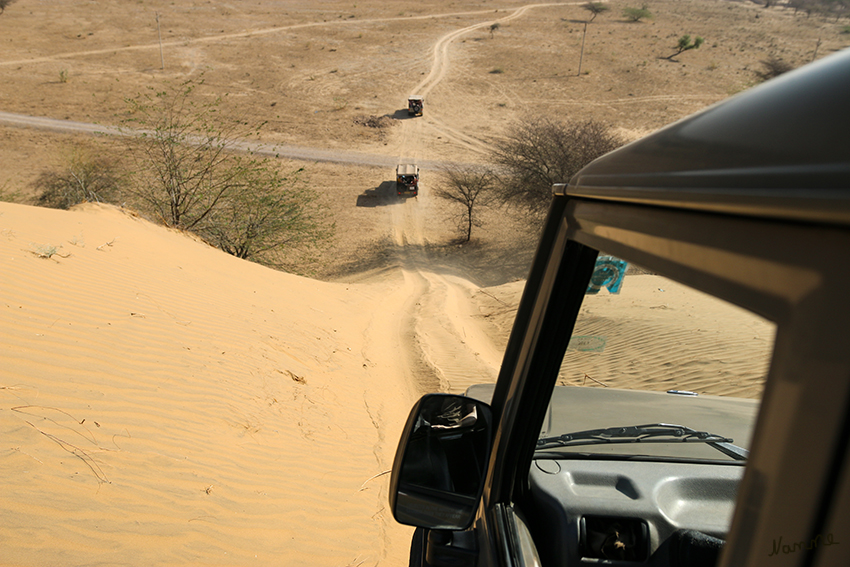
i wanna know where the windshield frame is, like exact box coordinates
[485,193,810,509]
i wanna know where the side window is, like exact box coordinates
[563,261,774,400]
[528,256,777,564]
[544,259,775,461]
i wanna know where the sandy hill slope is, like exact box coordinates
[0,201,420,566]
[0,194,775,566]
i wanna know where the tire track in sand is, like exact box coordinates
[388,194,502,396]
[384,7,578,393]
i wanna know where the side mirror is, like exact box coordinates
[389,394,493,530]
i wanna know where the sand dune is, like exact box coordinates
[0,199,774,565]
[0,201,419,566]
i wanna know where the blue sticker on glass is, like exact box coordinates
[587,256,628,294]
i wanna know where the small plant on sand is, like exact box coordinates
[489,22,501,38]
[30,243,69,259]
[666,35,704,60]
[58,69,69,83]
[623,5,653,22]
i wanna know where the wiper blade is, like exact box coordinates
[536,423,748,461]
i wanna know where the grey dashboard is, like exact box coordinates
[527,458,741,565]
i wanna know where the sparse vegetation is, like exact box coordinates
[121,78,332,267]
[667,34,704,60]
[122,79,265,230]
[489,22,501,38]
[30,243,69,259]
[623,5,653,22]
[490,116,624,216]
[786,0,850,19]
[753,56,796,82]
[435,164,495,243]
[58,69,69,83]
[198,166,329,268]
[31,148,125,210]
[0,0,17,16]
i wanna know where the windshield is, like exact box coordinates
[537,257,775,462]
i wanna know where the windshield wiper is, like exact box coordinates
[536,423,748,461]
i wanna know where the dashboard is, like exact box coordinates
[525,458,742,565]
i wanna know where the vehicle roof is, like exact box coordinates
[408,95,424,100]
[396,164,419,175]
[565,48,850,226]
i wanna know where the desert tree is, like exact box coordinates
[753,56,795,82]
[0,0,16,15]
[490,116,624,216]
[32,147,126,210]
[122,78,266,230]
[197,166,331,267]
[666,34,704,60]
[623,5,653,22]
[435,164,495,243]
[489,22,501,38]
[121,78,331,266]
[582,2,610,22]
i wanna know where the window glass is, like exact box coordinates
[538,258,775,462]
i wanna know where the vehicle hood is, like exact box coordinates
[466,384,759,461]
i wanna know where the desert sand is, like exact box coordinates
[0,0,837,565]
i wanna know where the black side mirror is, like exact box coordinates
[389,394,493,530]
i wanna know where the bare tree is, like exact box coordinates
[0,0,17,16]
[490,116,624,216]
[435,164,495,243]
[582,2,610,22]
[121,78,331,267]
[32,147,126,209]
[122,79,264,230]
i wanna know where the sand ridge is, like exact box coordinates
[0,201,421,565]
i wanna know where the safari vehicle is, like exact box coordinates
[409,95,424,116]
[389,48,850,567]
[397,164,420,197]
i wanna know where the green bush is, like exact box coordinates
[623,5,653,22]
